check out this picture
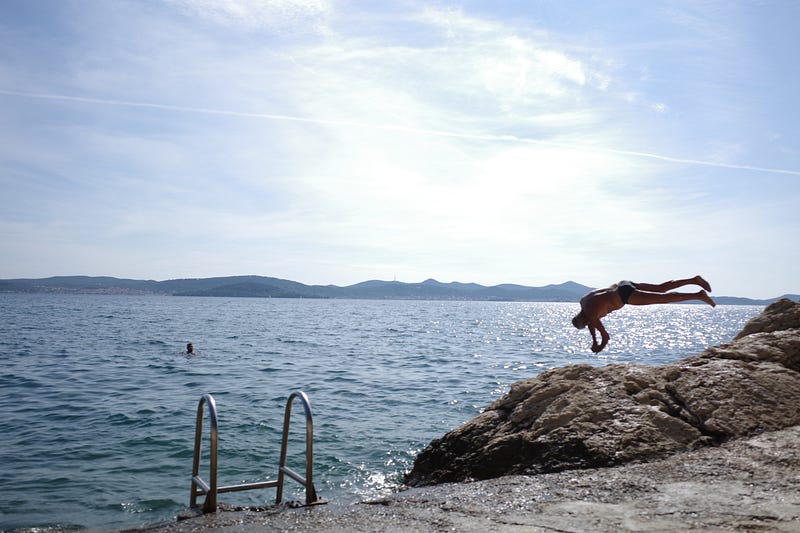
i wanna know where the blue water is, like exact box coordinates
[0,295,761,531]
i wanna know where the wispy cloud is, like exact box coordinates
[2,88,797,177]
[166,0,332,32]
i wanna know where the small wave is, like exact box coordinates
[276,337,306,344]
[0,374,42,389]
[146,339,168,346]
[3,522,85,532]
[325,460,406,503]
[168,448,195,459]
[146,362,176,370]
[114,498,181,513]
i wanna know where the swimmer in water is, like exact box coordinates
[186,342,194,354]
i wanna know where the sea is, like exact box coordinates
[0,294,763,531]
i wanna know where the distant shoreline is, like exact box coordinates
[1,275,796,305]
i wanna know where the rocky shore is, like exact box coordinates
[407,298,800,486]
[136,299,800,532]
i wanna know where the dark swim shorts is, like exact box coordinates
[617,280,637,305]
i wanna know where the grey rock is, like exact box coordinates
[734,297,800,340]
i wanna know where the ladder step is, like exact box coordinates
[218,480,279,494]
[192,475,210,494]
[279,466,306,485]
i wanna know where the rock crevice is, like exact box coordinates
[406,299,800,487]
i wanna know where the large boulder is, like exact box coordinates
[733,297,800,340]
[406,298,800,487]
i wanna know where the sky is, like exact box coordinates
[1,0,799,299]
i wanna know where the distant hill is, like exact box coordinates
[0,275,592,301]
[0,275,795,304]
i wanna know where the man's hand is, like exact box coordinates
[588,321,609,353]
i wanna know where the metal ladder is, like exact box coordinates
[189,391,325,513]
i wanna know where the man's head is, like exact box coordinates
[572,312,587,329]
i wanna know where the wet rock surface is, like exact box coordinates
[406,298,800,486]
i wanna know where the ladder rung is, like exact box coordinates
[192,475,210,494]
[279,465,306,485]
[218,480,279,494]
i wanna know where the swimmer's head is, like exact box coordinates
[571,312,587,329]
[186,343,194,353]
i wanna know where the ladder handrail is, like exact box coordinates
[276,391,317,505]
[190,394,219,513]
[189,391,322,513]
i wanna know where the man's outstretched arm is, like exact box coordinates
[589,321,610,353]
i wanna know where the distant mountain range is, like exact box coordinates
[0,275,796,305]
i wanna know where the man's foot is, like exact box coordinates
[694,275,712,292]
[699,290,716,307]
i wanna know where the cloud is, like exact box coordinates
[166,0,332,32]
[6,87,797,178]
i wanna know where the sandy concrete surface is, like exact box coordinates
[132,425,800,532]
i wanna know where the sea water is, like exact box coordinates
[0,295,761,531]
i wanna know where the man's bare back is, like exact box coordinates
[572,276,715,353]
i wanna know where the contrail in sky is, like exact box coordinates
[3,88,799,176]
